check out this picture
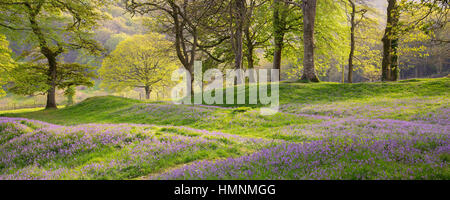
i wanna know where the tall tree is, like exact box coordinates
[230,0,246,73]
[273,0,289,80]
[0,0,107,109]
[125,0,223,93]
[244,0,271,70]
[301,0,319,82]
[99,33,178,99]
[342,0,368,83]
[381,0,400,81]
[286,0,320,82]
[382,0,448,81]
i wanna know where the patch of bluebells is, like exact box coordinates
[413,107,449,126]
[1,95,449,180]
[277,117,449,141]
[155,134,449,180]
[0,117,267,180]
[0,134,218,180]
[280,97,448,122]
[155,114,450,180]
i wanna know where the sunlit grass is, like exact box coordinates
[0,78,448,180]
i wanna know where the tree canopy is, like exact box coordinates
[99,33,178,99]
[0,0,109,108]
[9,62,96,96]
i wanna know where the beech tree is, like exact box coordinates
[99,33,178,99]
[0,0,108,109]
[285,0,320,82]
[124,0,224,94]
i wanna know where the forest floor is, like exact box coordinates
[0,78,448,180]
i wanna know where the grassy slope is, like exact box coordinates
[1,78,448,140]
[3,77,448,118]
[0,78,448,180]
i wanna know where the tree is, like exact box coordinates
[285,0,320,82]
[382,0,448,81]
[230,0,246,74]
[9,62,97,99]
[0,34,15,97]
[0,0,108,109]
[273,0,290,79]
[272,0,301,80]
[300,0,320,82]
[99,33,178,99]
[341,0,369,83]
[126,0,219,93]
[244,0,272,70]
[381,0,400,81]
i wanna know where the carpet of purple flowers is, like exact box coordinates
[1,104,448,180]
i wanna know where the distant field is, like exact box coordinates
[0,78,448,180]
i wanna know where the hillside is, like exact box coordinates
[3,78,448,124]
[0,78,449,180]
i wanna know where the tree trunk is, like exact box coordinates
[415,66,419,78]
[301,0,319,82]
[246,43,255,69]
[144,86,151,100]
[28,8,59,109]
[390,38,399,81]
[348,0,356,83]
[244,1,255,71]
[273,0,286,81]
[381,0,399,82]
[171,2,197,99]
[232,0,245,72]
[45,57,58,109]
[381,35,391,81]
[230,0,246,84]
[245,27,255,69]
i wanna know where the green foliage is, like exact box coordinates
[9,62,97,96]
[0,0,109,55]
[351,2,384,82]
[284,0,350,78]
[8,63,50,96]
[99,33,178,93]
[0,34,15,96]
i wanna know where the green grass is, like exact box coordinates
[2,78,448,128]
[3,77,447,112]
[0,78,448,139]
[191,77,448,108]
[0,78,448,180]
